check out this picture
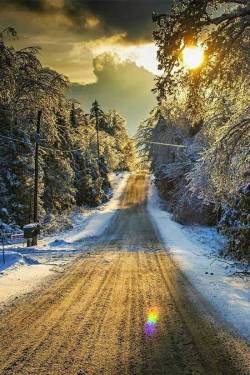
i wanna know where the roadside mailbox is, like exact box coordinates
[23,223,41,246]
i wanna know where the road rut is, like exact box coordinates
[0,174,249,375]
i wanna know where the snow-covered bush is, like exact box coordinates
[218,183,250,262]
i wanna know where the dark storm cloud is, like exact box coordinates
[0,0,51,12]
[63,0,172,41]
[1,0,172,42]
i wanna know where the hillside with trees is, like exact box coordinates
[137,0,249,262]
[0,28,135,233]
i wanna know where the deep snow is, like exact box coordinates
[147,179,250,341]
[0,173,129,305]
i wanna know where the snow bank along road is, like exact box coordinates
[0,174,249,375]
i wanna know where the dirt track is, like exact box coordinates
[0,174,249,375]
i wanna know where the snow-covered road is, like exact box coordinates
[0,172,249,344]
[0,173,249,375]
[147,180,250,341]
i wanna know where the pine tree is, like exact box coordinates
[90,100,105,159]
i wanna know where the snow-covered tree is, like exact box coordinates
[0,30,135,230]
[138,1,249,259]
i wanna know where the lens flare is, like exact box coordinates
[148,309,158,324]
[144,322,156,336]
[144,307,159,336]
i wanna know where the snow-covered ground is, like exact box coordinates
[148,180,250,341]
[0,172,129,306]
[64,172,129,242]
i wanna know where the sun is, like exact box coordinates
[182,46,204,69]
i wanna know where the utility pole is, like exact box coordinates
[32,109,42,245]
[1,234,5,264]
[94,102,100,159]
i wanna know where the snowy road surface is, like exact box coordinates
[0,174,249,374]
[148,181,250,341]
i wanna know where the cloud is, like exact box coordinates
[2,0,66,10]
[0,1,170,85]
[63,0,172,43]
[1,0,172,43]
[0,0,63,12]
[67,53,156,134]
[86,37,159,75]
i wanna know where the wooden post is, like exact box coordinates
[95,107,100,159]
[1,235,5,264]
[32,110,42,246]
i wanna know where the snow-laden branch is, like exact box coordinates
[222,0,249,5]
[210,4,250,25]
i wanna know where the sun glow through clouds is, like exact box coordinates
[88,39,159,75]
[182,46,204,69]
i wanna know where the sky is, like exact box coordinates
[0,0,172,133]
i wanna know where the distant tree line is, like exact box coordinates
[0,28,135,231]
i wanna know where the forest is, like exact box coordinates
[0,28,135,234]
[137,0,249,262]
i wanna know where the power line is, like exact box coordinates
[1,134,189,152]
[40,145,85,154]
[0,134,34,147]
[0,134,86,154]
[144,141,188,148]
